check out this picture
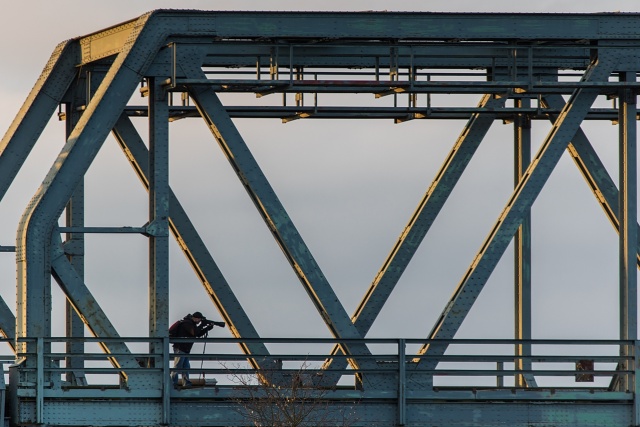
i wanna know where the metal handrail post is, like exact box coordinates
[36,337,44,424]
[634,340,640,425]
[398,339,406,426]
[162,337,170,425]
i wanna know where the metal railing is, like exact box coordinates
[9,337,634,393]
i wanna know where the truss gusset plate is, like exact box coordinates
[185,71,378,373]
[415,55,616,369]
[111,114,273,366]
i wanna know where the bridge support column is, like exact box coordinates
[514,97,534,388]
[63,71,88,385]
[619,70,637,395]
[148,77,170,353]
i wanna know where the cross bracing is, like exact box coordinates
[1,9,640,427]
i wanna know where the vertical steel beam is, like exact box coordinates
[513,97,535,388]
[398,338,406,426]
[35,337,43,424]
[186,79,377,373]
[111,115,272,365]
[618,71,637,393]
[64,96,87,385]
[162,336,171,424]
[148,78,170,350]
[635,340,640,424]
[64,165,86,381]
[416,56,614,372]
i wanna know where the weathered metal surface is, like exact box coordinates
[1,9,640,427]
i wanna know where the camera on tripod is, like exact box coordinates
[201,318,226,329]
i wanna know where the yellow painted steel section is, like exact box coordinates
[79,21,137,64]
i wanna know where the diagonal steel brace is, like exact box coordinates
[50,232,145,383]
[185,72,377,374]
[322,92,510,371]
[111,114,273,368]
[543,94,640,267]
[416,56,616,371]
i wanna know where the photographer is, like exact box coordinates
[169,311,225,388]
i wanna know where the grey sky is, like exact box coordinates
[0,1,638,349]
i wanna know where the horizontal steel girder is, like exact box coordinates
[76,11,640,67]
[123,105,640,121]
[11,391,634,427]
[176,79,640,95]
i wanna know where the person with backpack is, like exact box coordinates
[169,311,225,388]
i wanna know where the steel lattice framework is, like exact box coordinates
[1,9,640,427]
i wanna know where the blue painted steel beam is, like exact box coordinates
[513,97,535,388]
[417,55,616,370]
[59,227,147,234]
[111,114,273,366]
[126,105,640,121]
[0,40,78,200]
[64,103,87,386]
[618,71,637,395]
[0,299,15,353]
[194,43,591,69]
[61,69,95,385]
[148,78,170,347]
[179,79,630,95]
[75,11,640,67]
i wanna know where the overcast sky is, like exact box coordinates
[1,1,639,361]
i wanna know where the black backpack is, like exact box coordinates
[169,320,184,337]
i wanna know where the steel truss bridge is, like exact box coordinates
[0,9,640,427]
